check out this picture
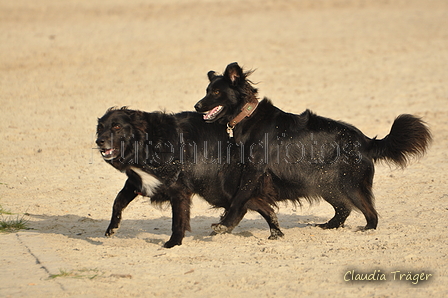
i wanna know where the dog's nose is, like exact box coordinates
[194,102,202,111]
[96,137,105,147]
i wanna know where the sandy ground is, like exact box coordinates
[1,0,447,297]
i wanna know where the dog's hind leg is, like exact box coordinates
[164,189,193,248]
[348,188,378,230]
[105,179,138,237]
[346,164,378,230]
[213,171,264,234]
[317,199,351,229]
[246,199,284,240]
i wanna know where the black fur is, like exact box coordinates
[195,62,432,234]
[96,107,283,248]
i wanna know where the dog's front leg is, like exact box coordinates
[211,204,248,234]
[164,189,193,248]
[212,170,262,234]
[105,179,138,237]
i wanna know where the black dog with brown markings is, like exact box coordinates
[194,62,432,234]
[96,107,283,248]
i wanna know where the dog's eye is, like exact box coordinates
[213,90,220,96]
[97,124,104,133]
[112,124,121,131]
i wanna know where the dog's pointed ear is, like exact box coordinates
[207,71,216,82]
[224,62,243,86]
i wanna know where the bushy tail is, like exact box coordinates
[371,114,432,168]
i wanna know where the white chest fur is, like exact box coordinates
[130,167,162,197]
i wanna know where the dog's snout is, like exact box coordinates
[194,101,202,111]
[96,137,105,147]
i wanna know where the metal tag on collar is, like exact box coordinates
[226,123,234,138]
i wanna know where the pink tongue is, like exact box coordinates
[105,149,114,155]
[203,106,221,120]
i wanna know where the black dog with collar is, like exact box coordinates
[195,62,432,234]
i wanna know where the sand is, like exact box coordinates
[1,0,447,296]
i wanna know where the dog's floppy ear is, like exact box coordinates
[207,71,217,81]
[130,110,147,133]
[224,62,243,86]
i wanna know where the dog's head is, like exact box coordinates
[96,107,145,162]
[194,62,258,124]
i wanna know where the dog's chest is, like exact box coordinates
[130,167,162,197]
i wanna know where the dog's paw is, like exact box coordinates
[163,239,182,248]
[211,223,232,234]
[355,225,377,232]
[105,227,117,237]
[316,222,343,229]
[268,229,284,240]
[316,223,328,229]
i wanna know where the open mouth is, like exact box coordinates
[203,105,223,121]
[100,148,118,160]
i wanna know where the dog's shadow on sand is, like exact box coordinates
[25,213,329,247]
